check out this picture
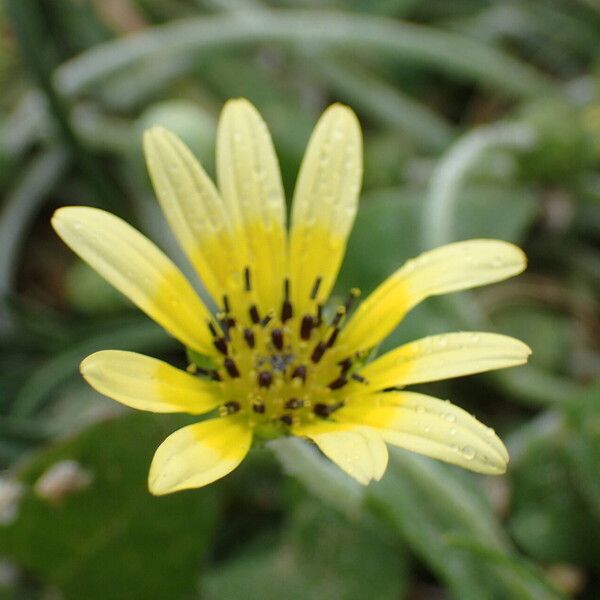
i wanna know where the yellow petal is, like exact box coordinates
[289,104,362,314]
[293,421,387,484]
[360,332,531,391]
[52,207,214,354]
[149,415,251,495]
[340,239,526,352]
[81,350,221,415]
[216,98,286,313]
[144,126,239,304]
[339,391,508,474]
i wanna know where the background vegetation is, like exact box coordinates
[1,0,599,598]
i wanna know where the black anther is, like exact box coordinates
[214,337,228,356]
[243,328,255,348]
[300,315,314,340]
[224,358,240,378]
[310,276,322,300]
[249,305,260,324]
[328,376,347,390]
[271,328,284,351]
[291,365,307,382]
[285,398,303,409]
[257,371,273,388]
[311,341,327,363]
[244,267,251,291]
[224,401,240,414]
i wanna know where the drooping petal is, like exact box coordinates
[81,351,222,415]
[148,415,252,495]
[216,98,286,313]
[340,240,526,352]
[289,104,362,314]
[339,391,508,474]
[293,421,387,484]
[144,126,239,304]
[359,332,531,391]
[52,207,214,354]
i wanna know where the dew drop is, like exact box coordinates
[444,413,456,423]
[491,256,504,268]
[449,427,457,436]
[460,446,476,460]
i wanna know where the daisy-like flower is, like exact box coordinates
[52,99,530,495]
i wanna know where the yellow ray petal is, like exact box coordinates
[360,332,531,391]
[52,207,214,354]
[289,104,362,314]
[293,421,387,484]
[81,350,222,415]
[339,391,508,474]
[216,98,286,313]
[340,239,526,352]
[144,126,239,304]
[149,415,252,495]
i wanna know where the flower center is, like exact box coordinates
[189,268,368,439]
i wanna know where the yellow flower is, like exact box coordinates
[52,99,530,495]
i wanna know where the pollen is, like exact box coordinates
[201,269,366,438]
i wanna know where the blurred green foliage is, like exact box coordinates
[1,0,599,598]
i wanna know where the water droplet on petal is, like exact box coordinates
[460,446,476,460]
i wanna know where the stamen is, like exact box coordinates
[310,276,322,300]
[291,365,307,382]
[351,373,367,384]
[260,313,273,327]
[331,307,345,328]
[214,337,228,356]
[326,327,340,348]
[344,288,361,313]
[224,357,240,378]
[223,401,240,414]
[207,321,218,338]
[244,267,251,291]
[338,358,352,373]
[313,401,343,418]
[311,341,327,363]
[315,304,323,326]
[300,315,314,340]
[280,414,293,426]
[243,328,255,348]
[285,398,304,409]
[252,402,265,414]
[222,294,231,314]
[313,403,332,417]
[281,278,293,322]
[328,376,347,390]
[257,371,273,388]
[249,305,260,324]
[271,328,284,351]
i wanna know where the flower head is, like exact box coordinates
[52,99,530,495]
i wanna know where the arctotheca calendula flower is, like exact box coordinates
[52,99,531,495]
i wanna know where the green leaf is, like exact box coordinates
[203,499,407,600]
[367,449,564,599]
[509,418,600,567]
[0,413,219,600]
